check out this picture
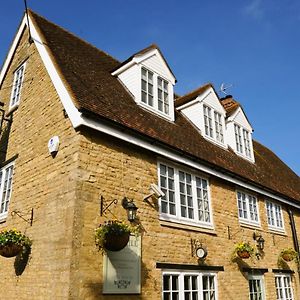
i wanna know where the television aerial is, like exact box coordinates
[220,83,233,95]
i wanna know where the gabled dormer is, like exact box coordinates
[112,45,176,121]
[221,96,255,162]
[176,84,227,148]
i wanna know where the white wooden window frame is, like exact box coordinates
[140,66,172,119]
[275,274,294,300]
[162,270,218,300]
[0,162,14,220]
[203,104,225,146]
[157,76,169,115]
[234,123,253,159]
[248,274,265,300]
[158,162,213,229]
[10,62,26,110]
[265,200,285,232]
[236,190,260,226]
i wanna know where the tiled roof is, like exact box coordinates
[29,10,300,202]
[174,83,213,108]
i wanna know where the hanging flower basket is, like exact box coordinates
[0,244,23,258]
[234,242,254,259]
[0,229,32,258]
[103,232,130,251]
[237,250,251,259]
[280,248,298,262]
[95,220,138,252]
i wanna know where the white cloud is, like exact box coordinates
[244,0,264,19]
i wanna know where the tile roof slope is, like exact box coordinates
[29,10,300,202]
[174,83,212,108]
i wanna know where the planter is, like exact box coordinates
[0,244,23,258]
[237,251,251,259]
[104,232,130,251]
[281,253,294,262]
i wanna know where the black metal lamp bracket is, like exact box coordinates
[100,195,118,216]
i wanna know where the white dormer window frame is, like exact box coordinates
[139,66,172,120]
[234,123,253,160]
[10,62,26,110]
[202,103,225,146]
[141,67,154,107]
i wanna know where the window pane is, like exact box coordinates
[203,105,214,138]
[158,77,169,114]
[234,124,243,154]
[0,165,14,215]
[160,164,176,215]
[11,65,25,107]
[179,171,194,219]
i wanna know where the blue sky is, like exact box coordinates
[1,0,299,175]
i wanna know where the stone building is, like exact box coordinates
[0,10,299,299]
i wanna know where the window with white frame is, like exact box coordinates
[141,67,171,117]
[237,190,259,225]
[141,67,154,107]
[0,163,14,219]
[234,123,252,159]
[275,274,294,300]
[248,275,265,300]
[10,63,26,108]
[203,105,224,144]
[162,271,217,300]
[159,163,212,227]
[214,111,224,143]
[234,124,243,154]
[266,200,284,231]
[158,77,169,114]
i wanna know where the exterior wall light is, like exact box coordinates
[253,232,265,251]
[122,197,138,222]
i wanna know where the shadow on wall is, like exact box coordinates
[14,246,31,276]
[0,120,12,163]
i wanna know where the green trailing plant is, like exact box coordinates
[0,229,32,248]
[234,242,254,259]
[280,248,298,262]
[95,220,139,251]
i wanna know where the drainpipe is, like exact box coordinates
[288,208,300,279]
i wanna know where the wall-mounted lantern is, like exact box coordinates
[122,197,138,222]
[253,232,265,251]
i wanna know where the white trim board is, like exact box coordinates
[79,114,300,210]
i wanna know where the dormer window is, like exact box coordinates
[140,67,171,118]
[203,104,225,144]
[234,124,252,158]
[112,45,176,121]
